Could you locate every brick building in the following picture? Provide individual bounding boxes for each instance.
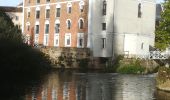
[23,0,156,58]
[23,0,88,47]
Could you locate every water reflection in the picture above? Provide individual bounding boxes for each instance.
[25,71,170,100]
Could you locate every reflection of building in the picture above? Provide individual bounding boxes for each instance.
[23,0,155,58]
[0,4,23,30]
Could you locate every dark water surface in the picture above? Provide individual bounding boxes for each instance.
[25,70,170,100]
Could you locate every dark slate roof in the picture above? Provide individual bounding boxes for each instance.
[0,6,22,12]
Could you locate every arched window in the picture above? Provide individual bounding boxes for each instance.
[138,3,142,18]
[55,20,60,33]
[35,7,40,19]
[79,19,84,29]
[67,19,71,29]
[67,3,72,13]
[79,1,85,12]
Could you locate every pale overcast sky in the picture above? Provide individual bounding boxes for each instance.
[0,0,164,6]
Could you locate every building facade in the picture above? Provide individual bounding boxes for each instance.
[23,0,156,58]
[23,0,88,47]
[0,6,23,30]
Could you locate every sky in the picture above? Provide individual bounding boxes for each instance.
[0,0,165,6]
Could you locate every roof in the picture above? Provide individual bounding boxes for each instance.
[0,6,22,12]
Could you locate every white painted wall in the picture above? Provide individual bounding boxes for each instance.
[88,0,156,58]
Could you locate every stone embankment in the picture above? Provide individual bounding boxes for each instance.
[156,67,170,92]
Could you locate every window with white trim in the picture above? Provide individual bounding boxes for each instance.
[45,24,49,34]
[66,20,71,29]
[65,33,71,47]
[79,1,84,12]
[36,0,40,4]
[27,8,30,18]
[79,19,84,29]
[36,10,40,19]
[54,34,59,47]
[77,33,84,48]
[56,8,61,17]
[141,43,144,49]
[67,3,72,14]
[46,0,50,3]
[55,23,60,33]
[35,25,39,34]
[46,9,50,18]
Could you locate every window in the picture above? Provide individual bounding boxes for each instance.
[103,0,107,15]
[35,25,39,34]
[77,33,84,48]
[27,25,30,31]
[26,22,30,31]
[102,23,106,30]
[79,1,84,12]
[36,10,40,19]
[138,3,142,18]
[55,23,60,33]
[102,38,106,48]
[56,8,60,17]
[141,43,144,49]
[67,3,72,14]
[36,0,40,4]
[15,16,19,21]
[46,9,50,18]
[27,8,30,18]
[65,34,71,47]
[67,20,71,29]
[45,24,49,34]
[46,0,50,3]
[54,34,59,46]
[79,19,84,29]
[68,7,71,13]
[28,0,30,4]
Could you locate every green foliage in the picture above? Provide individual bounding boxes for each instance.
[155,0,170,50]
[0,10,22,42]
[117,59,145,74]
[157,67,170,84]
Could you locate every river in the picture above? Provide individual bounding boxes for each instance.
[24,70,170,100]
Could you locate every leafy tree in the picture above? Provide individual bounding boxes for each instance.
[155,0,170,50]
[0,10,23,42]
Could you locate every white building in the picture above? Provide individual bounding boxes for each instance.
[88,0,156,58]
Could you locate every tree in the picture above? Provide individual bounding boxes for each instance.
[155,0,170,50]
[0,10,23,42]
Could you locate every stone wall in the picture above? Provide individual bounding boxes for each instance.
[40,47,91,69]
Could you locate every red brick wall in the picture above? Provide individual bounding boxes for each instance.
[24,0,88,47]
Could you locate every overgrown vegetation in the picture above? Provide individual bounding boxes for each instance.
[0,10,51,100]
[155,0,170,50]
[116,59,145,74]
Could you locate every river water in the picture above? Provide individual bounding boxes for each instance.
[25,70,170,100]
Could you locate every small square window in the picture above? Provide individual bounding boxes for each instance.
[102,23,106,30]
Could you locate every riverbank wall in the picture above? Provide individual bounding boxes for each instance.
[39,47,159,72]
[156,67,170,92]
[40,47,107,69]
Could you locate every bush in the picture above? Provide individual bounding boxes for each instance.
[117,59,145,74]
